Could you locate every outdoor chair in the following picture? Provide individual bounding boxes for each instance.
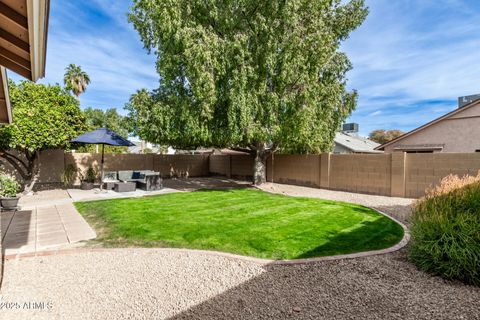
[117,170,163,191]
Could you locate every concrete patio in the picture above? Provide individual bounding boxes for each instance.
[67,187,179,202]
[1,178,247,256]
[1,203,96,256]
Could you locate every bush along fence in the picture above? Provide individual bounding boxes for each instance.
[2,150,480,198]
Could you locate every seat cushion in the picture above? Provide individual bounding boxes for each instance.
[132,171,141,179]
[118,171,133,181]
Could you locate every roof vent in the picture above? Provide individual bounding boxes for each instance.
[458,94,480,108]
[342,123,358,133]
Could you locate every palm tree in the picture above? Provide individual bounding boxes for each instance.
[63,64,90,98]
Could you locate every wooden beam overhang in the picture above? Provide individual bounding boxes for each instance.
[0,2,28,30]
[0,0,50,124]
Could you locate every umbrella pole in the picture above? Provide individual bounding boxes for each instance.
[100,144,105,191]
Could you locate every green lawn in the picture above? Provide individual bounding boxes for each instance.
[75,189,404,259]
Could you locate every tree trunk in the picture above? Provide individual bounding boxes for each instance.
[23,151,39,194]
[0,150,39,194]
[253,144,269,186]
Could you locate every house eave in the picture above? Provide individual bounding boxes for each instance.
[0,66,12,124]
[375,99,480,151]
[26,0,49,81]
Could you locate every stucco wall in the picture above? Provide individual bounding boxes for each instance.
[384,104,480,153]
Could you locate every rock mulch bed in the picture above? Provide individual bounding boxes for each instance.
[2,183,478,319]
[1,248,479,320]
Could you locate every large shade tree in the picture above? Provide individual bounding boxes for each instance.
[128,0,368,184]
[64,63,91,98]
[0,81,87,191]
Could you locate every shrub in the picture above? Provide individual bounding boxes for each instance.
[409,173,480,286]
[0,172,21,197]
[82,166,97,183]
[61,164,78,187]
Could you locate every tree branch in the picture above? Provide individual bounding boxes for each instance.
[1,150,29,171]
[0,154,29,180]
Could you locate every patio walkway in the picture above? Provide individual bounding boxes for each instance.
[1,203,96,256]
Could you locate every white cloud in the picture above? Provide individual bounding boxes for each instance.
[368,110,382,116]
[343,0,480,135]
[8,0,480,135]
[10,0,158,111]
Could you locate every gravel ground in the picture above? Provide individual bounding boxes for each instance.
[0,250,265,320]
[259,183,414,224]
[1,183,478,320]
[1,249,479,320]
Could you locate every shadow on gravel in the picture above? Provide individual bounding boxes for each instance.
[167,249,480,320]
[163,177,251,192]
[373,204,413,226]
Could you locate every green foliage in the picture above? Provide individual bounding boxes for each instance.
[0,80,87,153]
[369,129,404,144]
[64,63,90,97]
[0,172,21,197]
[82,166,97,183]
[77,107,130,153]
[83,107,130,138]
[127,0,368,153]
[409,179,480,286]
[61,164,78,187]
[76,189,403,259]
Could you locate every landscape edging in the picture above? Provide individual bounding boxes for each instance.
[4,207,410,265]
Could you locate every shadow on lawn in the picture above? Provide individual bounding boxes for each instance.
[295,216,403,259]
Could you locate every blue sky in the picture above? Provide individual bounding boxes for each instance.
[9,0,480,136]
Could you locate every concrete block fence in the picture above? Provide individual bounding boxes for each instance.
[211,152,480,198]
[2,150,480,198]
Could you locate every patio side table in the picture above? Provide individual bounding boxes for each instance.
[103,181,118,190]
[114,181,136,192]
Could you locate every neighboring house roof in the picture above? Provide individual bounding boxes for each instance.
[375,99,480,151]
[0,0,50,124]
[334,132,381,153]
[128,141,160,154]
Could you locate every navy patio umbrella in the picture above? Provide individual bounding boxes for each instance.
[71,128,135,189]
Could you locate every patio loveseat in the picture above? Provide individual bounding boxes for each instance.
[102,170,163,191]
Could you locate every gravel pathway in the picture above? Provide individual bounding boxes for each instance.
[1,183,478,319]
[1,249,479,320]
[259,183,414,224]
